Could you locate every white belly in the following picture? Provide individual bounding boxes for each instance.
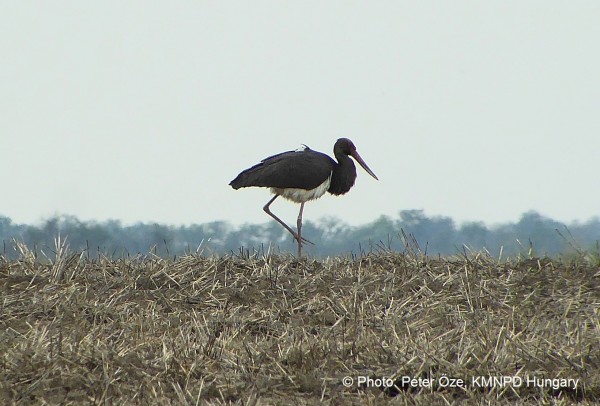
[271,173,332,203]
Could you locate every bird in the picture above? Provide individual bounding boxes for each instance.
[229,138,379,257]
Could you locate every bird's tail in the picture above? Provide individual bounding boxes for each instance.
[229,173,248,189]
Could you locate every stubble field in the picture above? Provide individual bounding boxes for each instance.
[1,242,599,405]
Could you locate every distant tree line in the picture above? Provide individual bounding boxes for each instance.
[0,210,598,259]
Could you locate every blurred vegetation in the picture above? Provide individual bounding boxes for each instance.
[0,210,598,258]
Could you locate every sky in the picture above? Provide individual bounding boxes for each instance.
[2,1,599,228]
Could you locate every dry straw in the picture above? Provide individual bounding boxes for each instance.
[1,242,599,404]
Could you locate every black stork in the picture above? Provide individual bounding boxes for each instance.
[229,138,379,257]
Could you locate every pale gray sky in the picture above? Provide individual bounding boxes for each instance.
[2,1,599,227]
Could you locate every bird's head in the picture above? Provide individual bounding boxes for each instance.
[335,138,379,181]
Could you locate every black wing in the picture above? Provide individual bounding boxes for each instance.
[229,149,336,190]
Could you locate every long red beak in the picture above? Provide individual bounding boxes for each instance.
[351,150,379,181]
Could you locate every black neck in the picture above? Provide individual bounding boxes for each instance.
[329,152,357,195]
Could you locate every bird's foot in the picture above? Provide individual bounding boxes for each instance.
[292,232,315,246]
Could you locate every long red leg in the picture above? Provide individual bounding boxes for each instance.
[263,195,314,253]
[297,202,305,257]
